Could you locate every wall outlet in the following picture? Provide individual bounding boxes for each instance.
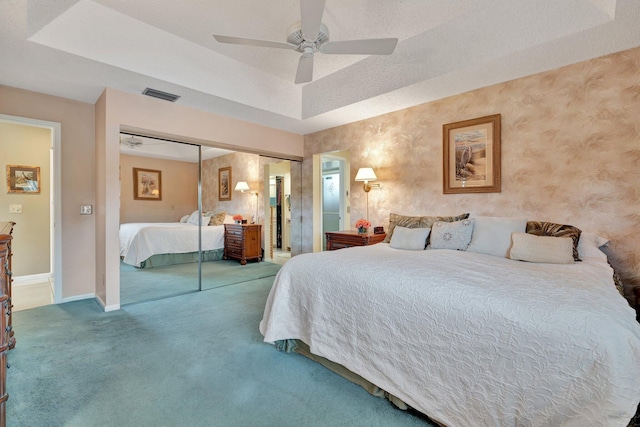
[80,205,92,215]
[9,204,22,214]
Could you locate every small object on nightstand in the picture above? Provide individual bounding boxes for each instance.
[374,226,384,234]
[325,230,386,251]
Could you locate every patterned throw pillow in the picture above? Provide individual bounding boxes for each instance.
[430,219,475,251]
[526,221,582,261]
[209,211,226,226]
[383,212,470,244]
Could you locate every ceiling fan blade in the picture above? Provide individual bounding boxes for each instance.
[321,38,398,55]
[295,53,314,84]
[213,35,295,51]
[300,0,326,41]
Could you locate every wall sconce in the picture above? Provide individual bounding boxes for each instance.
[234,181,250,192]
[235,181,259,223]
[355,168,378,192]
[355,167,380,220]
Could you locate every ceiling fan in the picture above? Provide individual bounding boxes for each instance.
[212,0,398,84]
[120,136,144,149]
[120,135,165,149]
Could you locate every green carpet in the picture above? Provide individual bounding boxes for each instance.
[7,277,432,426]
[120,259,282,305]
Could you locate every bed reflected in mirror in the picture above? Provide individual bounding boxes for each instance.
[119,134,301,306]
[119,137,202,304]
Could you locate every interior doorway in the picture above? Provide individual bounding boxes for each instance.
[0,114,61,310]
[312,150,350,252]
[263,160,291,265]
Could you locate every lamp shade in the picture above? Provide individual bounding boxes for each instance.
[355,168,377,183]
[234,181,250,192]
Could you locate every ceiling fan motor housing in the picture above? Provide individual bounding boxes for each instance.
[287,22,329,53]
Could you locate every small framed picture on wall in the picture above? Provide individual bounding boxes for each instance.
[219,166,232,201]
[6,164,40,193]
[133,167,162,200]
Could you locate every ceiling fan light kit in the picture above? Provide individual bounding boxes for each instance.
[213,0,398,84]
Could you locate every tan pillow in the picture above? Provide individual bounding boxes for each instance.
[509,232,574,264]
[210,212,226,226]
[526,221,582,261]
[383,212,470,244]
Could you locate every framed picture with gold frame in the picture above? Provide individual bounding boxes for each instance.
[218,166,232,201]
[443,114,501,194]
[133,168,162,200]
[6,165,40,193]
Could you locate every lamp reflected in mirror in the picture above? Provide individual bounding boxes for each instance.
[235,181,258,223]
[234,181,250,192]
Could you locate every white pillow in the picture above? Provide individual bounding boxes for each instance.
[179,214,190,223]
[509,232,574,264]
[466,216,528,258]
[187,210,208,225]
[578,231,609,261]
[389,226,431,251]
[430,219,475,250]
[223,214,235,224]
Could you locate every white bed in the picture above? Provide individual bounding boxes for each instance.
[260,243,640,426]
[119,222,225,267]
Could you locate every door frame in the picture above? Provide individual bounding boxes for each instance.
[0,114,62,304]
[312,150,350,252]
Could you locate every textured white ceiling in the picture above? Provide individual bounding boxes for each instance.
[1,0,639,135]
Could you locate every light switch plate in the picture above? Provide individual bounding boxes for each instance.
[80,205,92,215]
[9,204,22,214]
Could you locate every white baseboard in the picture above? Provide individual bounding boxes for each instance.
[12,273,52,286]
[94,294,120,312]
[61,293,95,303]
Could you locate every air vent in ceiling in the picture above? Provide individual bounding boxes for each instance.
[142,88,181,102]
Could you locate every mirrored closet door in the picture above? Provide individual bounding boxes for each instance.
[119,136,201,305]
[119,133,302,306]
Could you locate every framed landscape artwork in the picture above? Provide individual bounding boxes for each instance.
[219,166,232,201]
[443,114,501,194]
[133,168,162,200]
[6,165,40,193]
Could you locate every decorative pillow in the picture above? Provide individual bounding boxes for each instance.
[389,226,431,251]
[430,219,475,251]
[383,212,470,243]
[577,231,609,261]
[466,216,528,258]
[526,221,582,261]
[509,232,574,264]
[179,214,190,223]
[209,212,226,226]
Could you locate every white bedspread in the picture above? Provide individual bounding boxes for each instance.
[119,222,225,267]
[260,244,640,426]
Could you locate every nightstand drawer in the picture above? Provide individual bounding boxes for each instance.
[225,237,243,246]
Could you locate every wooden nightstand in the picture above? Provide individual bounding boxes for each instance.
[325,230,386,251]
[224,224,262,265]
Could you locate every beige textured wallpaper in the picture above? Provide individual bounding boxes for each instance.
[202,152,260,221]
[303,46,640,297]
[202,152,292,221]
